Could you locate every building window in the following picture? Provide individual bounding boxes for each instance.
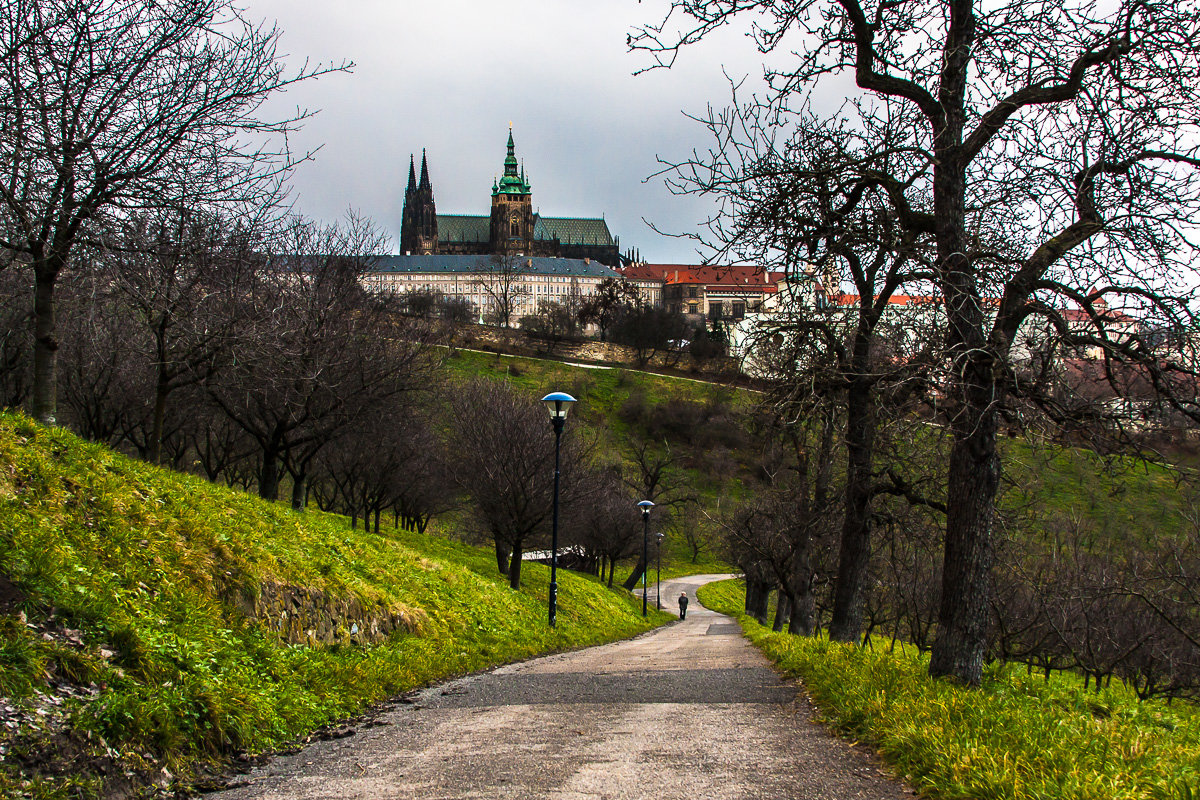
[688,287,698,298]
[732,301,746,318]
[709,301,724,319]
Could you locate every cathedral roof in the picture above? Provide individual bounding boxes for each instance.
[534,216,614,247]
[433,214,616,248]
[437,214,490,243]
[369,253,619,278]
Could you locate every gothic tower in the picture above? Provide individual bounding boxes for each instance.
[488,127,534,256]
[400,150,438,254]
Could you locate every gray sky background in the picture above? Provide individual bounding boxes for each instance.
[242,1,816,264]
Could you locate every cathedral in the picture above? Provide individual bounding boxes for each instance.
[399,128,622,267]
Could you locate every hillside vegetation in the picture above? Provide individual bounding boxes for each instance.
[0,413,666,799]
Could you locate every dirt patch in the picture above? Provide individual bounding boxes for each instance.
[0,572,26,613]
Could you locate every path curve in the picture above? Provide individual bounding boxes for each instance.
[211,574,913,799]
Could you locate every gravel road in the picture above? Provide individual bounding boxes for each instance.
[209,573,914,800]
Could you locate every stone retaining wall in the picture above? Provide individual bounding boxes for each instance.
[227,581,425,646]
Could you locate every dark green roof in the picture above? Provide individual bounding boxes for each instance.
[534,216,614,247]
[437,215,488,243]
[435,214,615,248]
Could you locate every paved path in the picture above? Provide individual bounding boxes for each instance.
[211,574,913,800]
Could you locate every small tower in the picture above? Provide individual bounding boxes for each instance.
[489,126,534,256]
[400,150,439,254]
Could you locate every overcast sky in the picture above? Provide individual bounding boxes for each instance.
[240,1,804,264]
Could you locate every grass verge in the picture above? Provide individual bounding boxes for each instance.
[0,413,670,799]
[697,579,1200,800]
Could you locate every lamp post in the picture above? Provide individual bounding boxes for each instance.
[637,500,654,617]
[655,532,664,610]
[542,391,576,627]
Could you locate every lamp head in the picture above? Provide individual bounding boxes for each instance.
[541,391,576,421]
[637,499,655,516]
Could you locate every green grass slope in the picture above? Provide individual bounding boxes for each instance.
[698,579,1200,800]
[0,413,667,799]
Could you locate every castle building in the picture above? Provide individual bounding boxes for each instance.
[399,128,621,267]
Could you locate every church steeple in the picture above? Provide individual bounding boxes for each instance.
[406,155,417,193]
[419,149,431,190]
[490,126,533,254]
[493,126,532,197]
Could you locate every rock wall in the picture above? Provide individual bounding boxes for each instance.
[227,581,425,646]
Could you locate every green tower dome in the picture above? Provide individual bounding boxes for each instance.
[493,127,532,196]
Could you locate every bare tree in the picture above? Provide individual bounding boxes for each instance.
[0,0,345,425]
[447,378,592,589]
[474,253,530,329]
[634,0,1200,684]
[620,437,694,589]
[579,276,641,341]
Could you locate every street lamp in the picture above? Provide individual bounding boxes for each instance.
[637,499,654,617]
[542,391,576,628]
[655,532,665,610]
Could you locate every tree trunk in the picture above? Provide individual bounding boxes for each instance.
[495,539,510,576]
[829,377,876,643]
[290,472,308,511]
[788,585,815,636]
[929,361,1000,685]
[622,553,647,591]
[746,579,771,625]
[508,541,523,589]
[31,265,59,425]
[259,447,281,500]
[772,591,790,632]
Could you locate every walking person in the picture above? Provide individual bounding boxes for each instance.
[678,591,689,620]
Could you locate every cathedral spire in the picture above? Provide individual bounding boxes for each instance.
[504,128,519,178]
[419,149,431,190]
[406,154,417,193]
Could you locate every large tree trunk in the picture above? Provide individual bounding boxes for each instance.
[929,379,999,685]
[927,113,1001,683]
[31,265,58,425]
[829,376,876,642]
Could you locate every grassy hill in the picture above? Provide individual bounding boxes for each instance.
[0,412,667,799]
[698,578,1200,800]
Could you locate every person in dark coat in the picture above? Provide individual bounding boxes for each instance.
[678,591,689,620]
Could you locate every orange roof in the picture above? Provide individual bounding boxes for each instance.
[637,263,773,287]
[831,293,941,307]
